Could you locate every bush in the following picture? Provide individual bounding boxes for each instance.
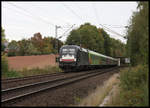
[2,55,21,78]
[7,51,16,56]
[119,64,148,106]
[120,65,148,90]
[19,66,62,77]
[1,55,9,75]
[5,69,21,78]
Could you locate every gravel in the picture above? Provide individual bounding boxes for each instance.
[5,68,119,107]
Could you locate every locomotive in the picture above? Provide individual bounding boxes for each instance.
[57,45,119,71]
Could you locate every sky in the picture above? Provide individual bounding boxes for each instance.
[2,1,138,44]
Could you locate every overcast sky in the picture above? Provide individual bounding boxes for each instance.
[2,1,137,43]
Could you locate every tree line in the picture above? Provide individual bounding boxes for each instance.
[126,2,148,65]
[2,23,126,57]
[2,32,63,56]
[65,23,126,57]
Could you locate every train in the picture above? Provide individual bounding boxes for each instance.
[57,45,119,71]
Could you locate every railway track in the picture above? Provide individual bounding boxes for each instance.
[2,72,66,83]
[2,71,75,89]
[2,67,119,106]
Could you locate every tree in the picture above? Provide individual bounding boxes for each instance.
[42,37,53,54]
[1,27,5,43]
[7,40,19,56]
[66,23,105,54]
[65,29,81,46]
[31,32,44,54]
[1,27,6,52]
[126,2,148,65]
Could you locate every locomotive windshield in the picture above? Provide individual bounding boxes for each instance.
[61,48,76,54]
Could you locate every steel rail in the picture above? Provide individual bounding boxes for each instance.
[1,67,119,105]
[2,72,67,83]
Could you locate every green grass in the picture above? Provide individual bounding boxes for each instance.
[19,65,62,77]
[109,64,149,106]
[4,69,21,78]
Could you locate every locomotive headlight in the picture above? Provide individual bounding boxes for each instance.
[74,58,76,61]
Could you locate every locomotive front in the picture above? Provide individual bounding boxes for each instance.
[58,45,78,70]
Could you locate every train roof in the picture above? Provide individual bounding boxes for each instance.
[88,50,118,61]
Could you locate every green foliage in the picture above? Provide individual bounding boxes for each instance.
[66,29,81,46]
[66,23,126,56]
[1,44,6,52]
[14,66,62,77]
[6,32,64,56]
[2,55,21,78]
[66,23,105,54]
[4,69,21,78]
[7,40,19,56]
[126,2,148,65]
[120,65,148,90]
[42,37,53,54]
[1,55,9,75]
[119,64,148,106]
[1,27,5,43]
[100,29,111,55]
[1,27,6,52]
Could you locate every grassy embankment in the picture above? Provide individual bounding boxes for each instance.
[106,64,149,106]
[77,64,148,106]
[2,55,62,79]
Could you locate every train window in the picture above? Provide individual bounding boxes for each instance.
[62,48,76,54]
[62,49,68,54]
[69,49,75,52]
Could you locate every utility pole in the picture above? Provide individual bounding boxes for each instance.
[55,25,61,54]
[55,25,61,65]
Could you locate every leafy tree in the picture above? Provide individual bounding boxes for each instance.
[42,37,53,54]
[65,29,81,46]
[31,32,44,54]
[66,23,105,54]
[126,2,148,65]
[25,40,40,55]
[17,39,30,56]
[7,40,19,56]
[1,27,6,52]
[49,37,64,54]
[1,27,5,43]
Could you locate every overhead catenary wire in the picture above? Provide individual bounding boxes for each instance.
[92,3,100,25]
[30,4,72,26]
[2,5,39,23]
[101,24,128,28]
[5,2,127,42]
[99,24,125,38]
[91,3,126,39]
[58,24,75,39]
[7,2,55,27]
[62,3,84,23]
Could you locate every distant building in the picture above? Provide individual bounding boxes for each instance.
[3,40,9,47]
[3,40,9,53]
[125,58,130,64]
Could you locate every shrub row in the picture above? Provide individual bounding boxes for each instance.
[119,64,148,106]
[2,55,21,78]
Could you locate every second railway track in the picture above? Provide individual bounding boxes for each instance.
[2,67,119,106]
